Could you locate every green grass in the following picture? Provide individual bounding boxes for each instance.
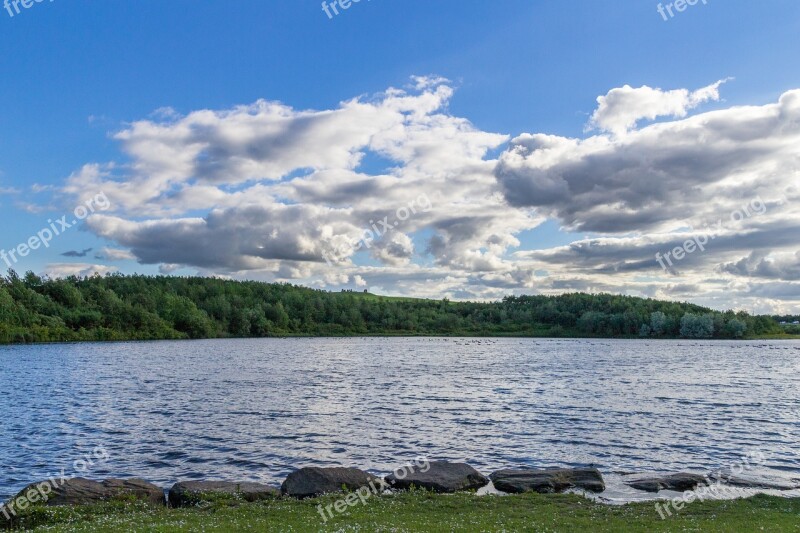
[4,492,800,532]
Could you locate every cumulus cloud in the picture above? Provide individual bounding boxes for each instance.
[589,80,729,135]
[94,247,137,261]
[370,232,415,266]
[159,263,182,274]
[720,251,800,280]
[54,77,800,312]
[497,88,800,233]
[494,84,800,312]
[72,78,529,277]
[43,263,118,278]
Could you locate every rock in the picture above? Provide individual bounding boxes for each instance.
[281,467,383,498]
[385,461,488,493]
[709,473,799,491]
[4,478,164,509]
[168,481,279,507]
[624,473,707,493]
[489,468,605,494]
[97,479,165,505]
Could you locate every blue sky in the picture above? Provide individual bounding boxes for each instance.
[1,0,799,311]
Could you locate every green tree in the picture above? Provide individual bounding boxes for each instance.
[680,313,714,338]
[650,311,667,336]
[724,318,747,338]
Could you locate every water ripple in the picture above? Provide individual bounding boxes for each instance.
[0,337,799,500]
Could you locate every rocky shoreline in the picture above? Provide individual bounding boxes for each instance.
[2,461,799,526]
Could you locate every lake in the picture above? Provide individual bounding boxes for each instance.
[1,337,798,502]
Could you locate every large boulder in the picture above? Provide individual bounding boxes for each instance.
[168,481,280,507]
[4,478,164,509]
[281,467,383,499]
[490,468,605,494]
[385,461,488,493]
[624,473,707,493]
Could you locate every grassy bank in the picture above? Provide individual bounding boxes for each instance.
[5,492,800,532]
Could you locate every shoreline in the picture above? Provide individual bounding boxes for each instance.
[4,461,799,511]
[4,469,800,510]
[1,334,799,348]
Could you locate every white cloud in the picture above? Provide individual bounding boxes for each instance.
[497,89,800,233]
[43,263,118,278]
[94,247,136,261]
[55,78,800,312]
[589,79,729,136]
[159,263,182,274]
[74,78,530,276]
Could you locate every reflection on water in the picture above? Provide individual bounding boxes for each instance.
[1,337,798,501]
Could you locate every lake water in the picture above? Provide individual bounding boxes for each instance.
[1,337,799,502]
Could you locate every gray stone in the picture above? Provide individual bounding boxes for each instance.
[709,473,799,491]
[490,468,606,494]
[624,473,707,493]
[385,461,488,493]
[281,467,383,498]
[3,478,164,510]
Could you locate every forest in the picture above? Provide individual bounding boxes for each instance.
[0,270,787,344]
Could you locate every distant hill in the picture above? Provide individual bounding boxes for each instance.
[0,270,788,344]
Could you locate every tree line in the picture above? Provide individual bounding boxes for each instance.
[0,270,785,344]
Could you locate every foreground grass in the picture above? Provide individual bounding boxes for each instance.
[5,492,800,532]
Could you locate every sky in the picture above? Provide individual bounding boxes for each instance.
[0,0,798,313]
